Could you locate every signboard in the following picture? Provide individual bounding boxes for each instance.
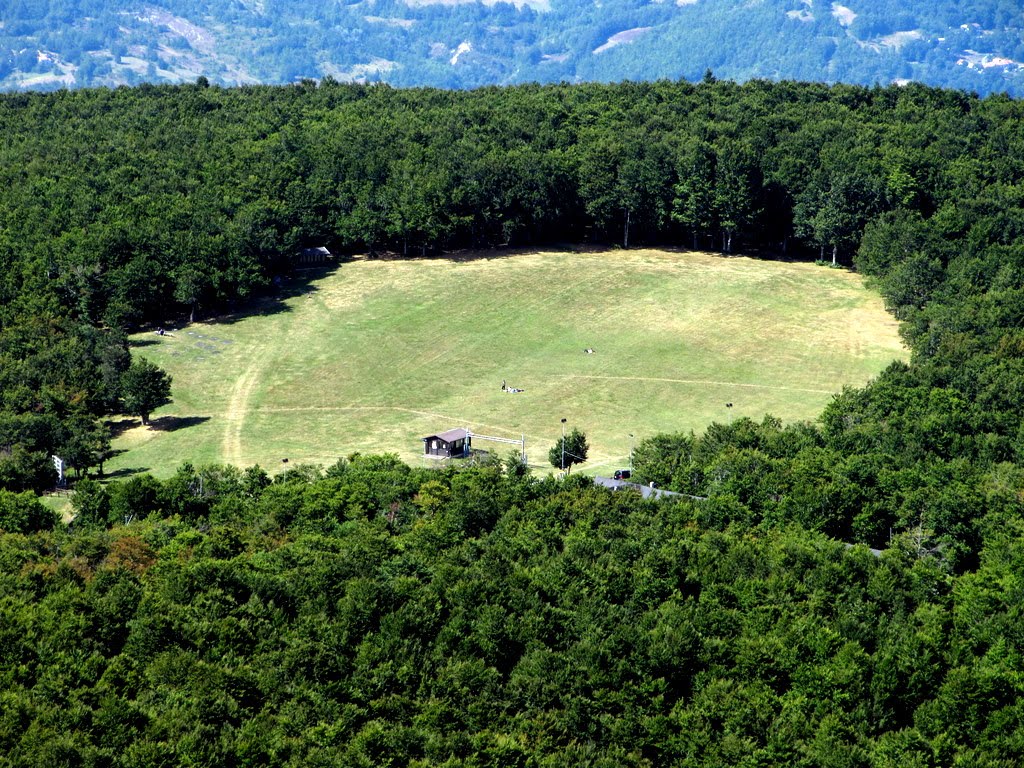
[52,455,65,485]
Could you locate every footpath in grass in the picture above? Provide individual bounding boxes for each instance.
[106,248,906,478]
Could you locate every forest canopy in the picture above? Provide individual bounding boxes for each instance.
[0,455,1022,765]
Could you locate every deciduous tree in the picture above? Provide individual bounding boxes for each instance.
[550,427,589,472]
[120,358,172,426]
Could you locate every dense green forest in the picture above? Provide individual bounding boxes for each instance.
[2,0,1024,96]
[2,457,1024,765]
[4,77,1024,763]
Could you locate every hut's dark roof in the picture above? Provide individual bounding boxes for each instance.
[423,428,469,443]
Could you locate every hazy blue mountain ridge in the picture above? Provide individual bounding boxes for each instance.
[3,0,1023,94]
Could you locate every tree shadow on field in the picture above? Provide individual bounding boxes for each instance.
[101,466,150,480]
[439,242,829,267]
[106,418,139,438]
[213,248,564,327]
[148,415,211,432]
[129,338,162,348]
[207,262,343,326]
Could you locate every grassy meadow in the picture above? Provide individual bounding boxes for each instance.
[105,249,906,478]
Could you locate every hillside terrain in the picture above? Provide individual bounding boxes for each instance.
[105,249,903,477]
[1,77,1022,507]
[2,76,1024,765]
[2,0,1024,94]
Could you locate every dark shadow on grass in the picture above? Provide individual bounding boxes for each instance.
[129,337,163,348]
[179,247,619,327]
[148,415,210,432]
[101,466,150,480]
[105,418,139,437]
[206,262,343,326]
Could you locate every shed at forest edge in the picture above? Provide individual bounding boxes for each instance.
[296,246,333,266]
[422,428,470,458]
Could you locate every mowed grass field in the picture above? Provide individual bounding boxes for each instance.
[106,249,906,478]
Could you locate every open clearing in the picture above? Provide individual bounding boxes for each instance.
[106,248,906,477]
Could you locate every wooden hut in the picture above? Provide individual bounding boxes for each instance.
[422,428,470,458]
[296,246,333,266]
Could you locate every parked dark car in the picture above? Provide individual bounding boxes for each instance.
[613,469,631,480]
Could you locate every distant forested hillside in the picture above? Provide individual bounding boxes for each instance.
[2,0,1024,95]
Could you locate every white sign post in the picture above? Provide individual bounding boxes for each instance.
[52,455,65,486]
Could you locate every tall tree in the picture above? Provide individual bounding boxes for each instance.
[714,140,761,254]
[794,174,883,265]
[61,414,112,478]
[120,358,172,426]
[673,139,717,250]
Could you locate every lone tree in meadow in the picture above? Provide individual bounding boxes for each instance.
[549,427,589,473]
[121,357,172,426]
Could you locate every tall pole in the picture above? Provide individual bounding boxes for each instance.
[561,418,567,473]
[629,433,634,473]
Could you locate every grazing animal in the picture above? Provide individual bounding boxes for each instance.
[584,348,594,354]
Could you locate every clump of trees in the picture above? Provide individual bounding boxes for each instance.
[0,77,1007,338]
[0,322,172,490]
[0,489,57,533]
